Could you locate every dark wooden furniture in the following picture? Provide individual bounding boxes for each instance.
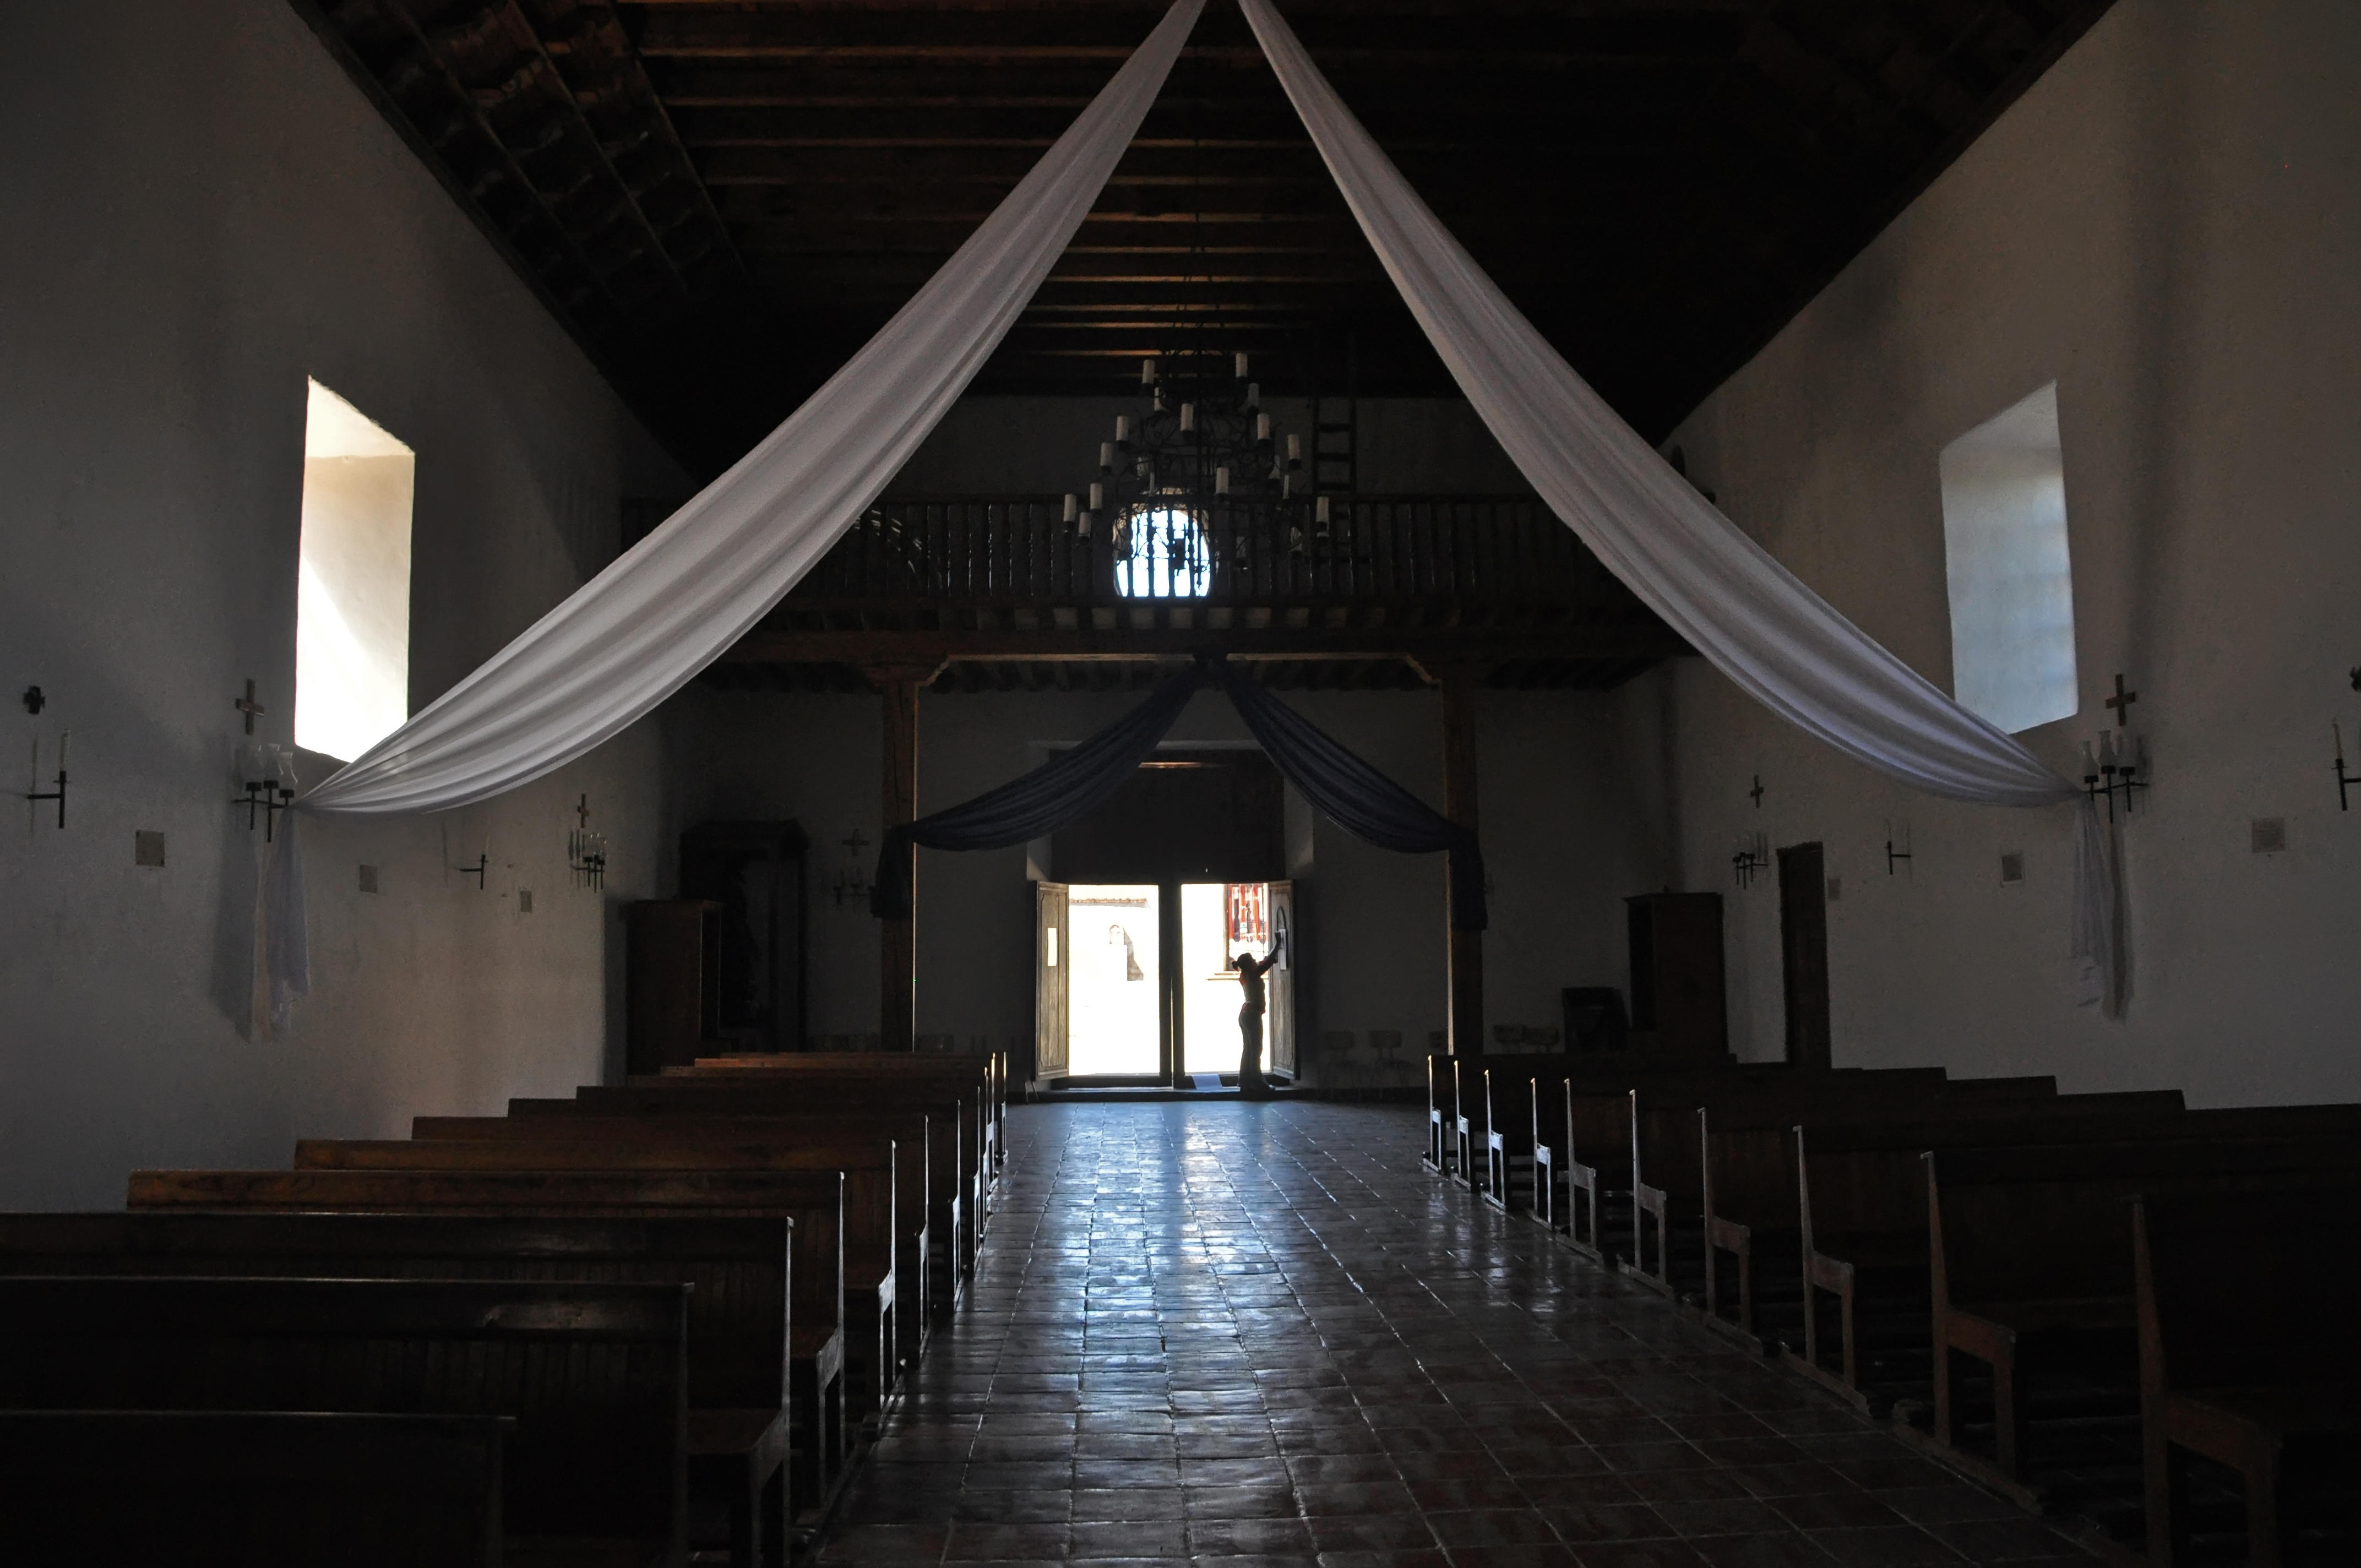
[628,900,724,1075]
[0,1275,688,1568]
[679,822,809,1055]
[0,1410,511,1568]
[125,1167,849,1519]
[1482,1067,1539,1212]
[2136,1183,2361,1567]
[0,1211,788,1567]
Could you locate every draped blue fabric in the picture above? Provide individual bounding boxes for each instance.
[871,657,1487,931]
[1215,665,1487,933]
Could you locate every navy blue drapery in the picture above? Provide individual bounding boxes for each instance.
[871,657,1486,930]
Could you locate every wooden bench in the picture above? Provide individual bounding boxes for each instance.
[1625,1068,1960,1297]
[1702,1091,2185,1353]
[1450,1053,1569,1192]
[0,1210,792,1567]
[686,1053,1005,1181]
[2135,1182,2361,1567]
[579,1075,987,1285]
[296,1135,904,1432]
[0,1410,511,1567]
[1928,1135,2361,1489]
[414,1109,936,1350]
[0,1275,687,1568]
[126,1166,852,1521]
[1481,1066,1538,1212]
[1424,1053,1457,1174]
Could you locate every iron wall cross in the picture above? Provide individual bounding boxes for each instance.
[235,680,266,734]
[2104,673,2138,723]
[1748,775,1765,808]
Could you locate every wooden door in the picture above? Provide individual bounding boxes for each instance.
[1035,882,1069,1081]
[1266,881,1297,1079]
[1777,843,1831,1071]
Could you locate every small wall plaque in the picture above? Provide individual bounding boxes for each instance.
[2251,818,2288,854]
[134,830,165,868]
[358,864,379,893]
[518,889,534,914]
[1999,852,2025,885]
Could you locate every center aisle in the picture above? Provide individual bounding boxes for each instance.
[821,1102,2087,1568]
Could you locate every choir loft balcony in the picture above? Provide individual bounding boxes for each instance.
[709,494,1691,693]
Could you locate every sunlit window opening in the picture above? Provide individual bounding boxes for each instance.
[296,379,414,763]
[1114,503,1210,598]
[1939,382,2079,734]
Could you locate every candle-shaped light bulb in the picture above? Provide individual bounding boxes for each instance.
[1234,351,1249,379]
[1315,496,1331,526]
[1215,466,1230,496]
[1246,382,1260,410]
[1255,412,1271,443]
[2098,729,2117,767]
[1089,481,1105,511]
[1281,474,1292,498]
[1286,433,1302,463]
[1141,356,1157,386]
[1100,442,1115,472]
[1114,415,1129,443]
[2340,721,2348,766]
[2081,741,2097,777]
[1179,402,1195,434]
[1063,493,1078,523]
[58,730,69,776]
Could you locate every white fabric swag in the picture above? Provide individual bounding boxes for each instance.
[1238,0,2122,1014]
[275,0,2122,1019]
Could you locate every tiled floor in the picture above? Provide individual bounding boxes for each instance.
[820,1101,2092,1568]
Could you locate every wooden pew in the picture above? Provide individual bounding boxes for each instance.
[579,1074,987,1283]
[0,1275,687,1568]
[1619,1068,1962,1295]
[1425,1053,1457,1174]
[1928,1134,2361,1489]
[686,1053,1004,1180]
[296,1135,905,1431]
[0,1210,794,1567]
[668,1055,999,1201]
[0,1410,511,1567]
[415,1109,937,1349]
[1451,1053,1571,1192]
[2135,1182,2361,1567]
[1481,1065,1539,1213]
[1790,1106,2361,1415]
[126,1167,852,1518]
[1702,1091,2186,1352]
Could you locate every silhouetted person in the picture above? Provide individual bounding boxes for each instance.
[1230,933,1285,1096]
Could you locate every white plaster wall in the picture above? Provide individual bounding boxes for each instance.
[0,0,688,1206]
[1660,0,2361,1104]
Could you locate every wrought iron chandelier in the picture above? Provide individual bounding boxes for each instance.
[1067,350,1315,597]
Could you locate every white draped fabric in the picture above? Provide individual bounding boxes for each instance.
[266,0,2124,1020]
[300,0,1204,815]
[1238,0,2123,1012]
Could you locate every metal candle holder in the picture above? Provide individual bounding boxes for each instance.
[2080,730,2149,823]
[26,732,67,829]
[1731,832,1769,889]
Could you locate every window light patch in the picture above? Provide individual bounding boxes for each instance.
[296,380,414,763]
[1939,382,2079,735]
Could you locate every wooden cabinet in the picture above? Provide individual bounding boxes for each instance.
[1624,892,1731,1063]
[625,900,722,1075]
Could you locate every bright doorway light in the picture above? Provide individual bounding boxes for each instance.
[1065,885,1160,1076]
[1182,881,1273,1075]
[296,379,414,763]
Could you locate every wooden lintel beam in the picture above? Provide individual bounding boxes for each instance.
[720,622,1693,667]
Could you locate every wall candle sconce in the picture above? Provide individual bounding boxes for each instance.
[26,731,68,829]
[2080,728,2150,822]
[568,794,608,890]
[2335,722,2359,812]
[231,741,296,841]
[1731,831,1769,889]
[457,840,489,890]
[1884,818,1913,875]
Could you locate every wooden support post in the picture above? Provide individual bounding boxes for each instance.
[1441,666,1484,1057]
[869,665,931,1052]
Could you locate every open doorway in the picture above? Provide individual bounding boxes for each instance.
[1035,876,1294,1086]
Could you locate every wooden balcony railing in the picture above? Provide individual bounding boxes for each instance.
[785,495,1640,612]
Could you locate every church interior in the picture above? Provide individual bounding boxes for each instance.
[4,1,2359,1563]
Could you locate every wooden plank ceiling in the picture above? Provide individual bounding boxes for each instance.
[304,0,2111,475]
